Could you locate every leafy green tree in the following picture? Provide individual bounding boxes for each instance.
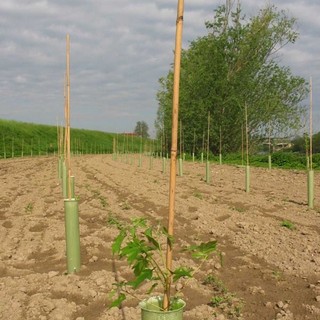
[156,2,308,154]
[292,132,320,154]
[134,121,149,138]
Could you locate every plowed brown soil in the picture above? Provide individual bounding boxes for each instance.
[0,155,320,320]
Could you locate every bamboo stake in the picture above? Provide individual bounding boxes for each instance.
[201,130,204,163]
[241,124,244,166]
[66,34,72,199]
[12,137,14,158]
[64,74,67,160]
[245,103,250,193]
[268,124,272,170]
[309,77,313,171]
[64,34,80,273]
[3,135,6,159]
[219,126,222,165]
[192,128,195,162]
[308,76,314,208]
[178,119,183,176]
[206,111,211,183]
[164,0,184,311]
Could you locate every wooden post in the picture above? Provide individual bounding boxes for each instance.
[164,0,184,311]
[219,126,222,165]
[245,103,250,193]
[241,124,244,166]
[178,119,183,176]
[309,77,313,171]
[64,34,80,273]
[66,34,72,199]
[268,124,272,170]
[201,130,204,163]
[192,128,195,162]
[206,111,211,183]
[308,76,314,208]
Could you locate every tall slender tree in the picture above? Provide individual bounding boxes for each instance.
[156,2,308,154]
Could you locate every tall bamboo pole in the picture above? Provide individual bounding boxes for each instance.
[66,34,72,199]
[207,111,210,161]
[309,77,313,171]
[245,104,249,166]
[268,123,272,170]
[164,0,184,311]
[64,34,80,273]
[206,111,211,183]
[192,128,195,162]
[178,119,183,176]
[219,126,222,165]
[308,76,314,208]
[241,124,244,166]
[64,74,67,160]
[245,103,250,192]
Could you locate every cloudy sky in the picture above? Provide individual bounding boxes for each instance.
[0,0,319,135]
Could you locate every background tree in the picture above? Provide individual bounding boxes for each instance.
[155,2,308,154]
[134,121,149,138]
[292,132,320,154]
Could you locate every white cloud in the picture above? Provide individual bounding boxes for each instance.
[0,0,319,133]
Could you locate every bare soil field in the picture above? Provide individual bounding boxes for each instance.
[0,155,320,320]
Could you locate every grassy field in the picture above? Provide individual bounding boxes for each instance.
[1,118,318,170]
[0,119,150,158]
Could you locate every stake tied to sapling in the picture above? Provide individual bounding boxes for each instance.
[109,216,217,311]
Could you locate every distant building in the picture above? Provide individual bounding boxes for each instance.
[122,132,137,136]
[261,138,292,152]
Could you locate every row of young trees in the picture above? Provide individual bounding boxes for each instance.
[155,1,308,154]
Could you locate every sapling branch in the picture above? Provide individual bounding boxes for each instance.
[110,217,218,311]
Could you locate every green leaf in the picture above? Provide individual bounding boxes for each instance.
[132,217,147,228]
[121,241,143,264]
[144,228,161,250]
[109,293,126,309]
[112,230,126,255]
[128,268,153,289]
[147,282,158,295]
[172,267,193,282]
[133,257,149,276]
[162,227,175,245]
[185,241,217,260]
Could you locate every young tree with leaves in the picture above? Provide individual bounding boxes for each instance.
[134,121,150,138]
[155,2,308,154]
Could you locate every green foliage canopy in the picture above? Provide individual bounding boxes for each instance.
[155,3,308,154]
[134,121,150,138]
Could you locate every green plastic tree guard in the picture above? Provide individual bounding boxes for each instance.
[178,158,183,176]
[268,155,272,170]
[64,199,81,273]
[201,152,204,164]
[206,161,211,184]
[245,165,250,193]
[70,176,75,199]
[308,170,314,209]
[162,157,166,174]
[58,157,63,181]
[192,152,195,162]
[149,156,153,170]
[219,153,222,165]
[140,296,185,320]
[62,162,67,198]
[139,154,142,167]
